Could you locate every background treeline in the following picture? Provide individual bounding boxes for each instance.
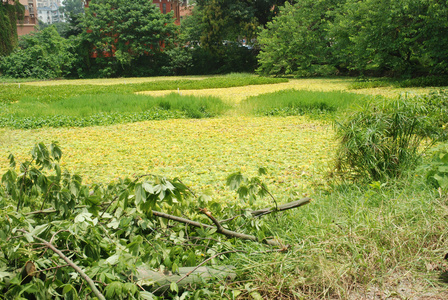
[1,0,448,79]
[257,0,448,78]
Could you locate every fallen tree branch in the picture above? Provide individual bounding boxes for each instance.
[151,210,282,246]
[175,250,242,285]
[251,197,311,217]
[17,229,106,300]
[199,208,224,233]
[153,250,242,295]
[220,197,312,223]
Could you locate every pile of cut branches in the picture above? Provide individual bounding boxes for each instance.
[0,143,309,299]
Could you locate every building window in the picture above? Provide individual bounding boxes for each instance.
[162,3,166,14]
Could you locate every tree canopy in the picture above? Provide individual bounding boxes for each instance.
[81,0,176,77]
[184,0,291,51]
[257,0,448,77]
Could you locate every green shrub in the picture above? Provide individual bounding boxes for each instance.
[0,26,74,79]
[334,97,436,181]
[348,77,392,90]
[395,76,448,88]
[423,143,448,192]
[188,45,258,75]
[419,90,448,141]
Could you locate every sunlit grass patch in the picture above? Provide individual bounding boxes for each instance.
[0,74,287,104]
[20,75,209,86]
[239,89,368,117]
[138,78,356,103]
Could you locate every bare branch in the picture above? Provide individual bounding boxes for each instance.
[151,210,282,247]
[251,197,311,217]
[199,208,224,232]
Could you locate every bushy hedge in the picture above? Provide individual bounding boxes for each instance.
[0,26,74,79]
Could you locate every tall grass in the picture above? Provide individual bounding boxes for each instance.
[228,172,448,298]
[334,97,436,181]
[348,76,448,90]
[0,93,230,129]
[239,90,367,117]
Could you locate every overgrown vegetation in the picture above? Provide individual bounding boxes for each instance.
[0,93,229,129]
[0,0,24,57]
[1,78,448,299]
[333,92,448,181]
[348,76,448,90]
[0,143,299,299]
[240,90,364,117]
[0,26,74,79]
[0,74,287,129]
[423,142,448,193]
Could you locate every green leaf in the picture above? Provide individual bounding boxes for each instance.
[0,271,12,280]
[105,282,122,298]
[140,291,157,300]
[142,182,155,194]
[226,172,245,190]
[62,284,74,294]
[105,254,120,265]
[50,142,62,161]
[172,262,179,273]
[128,236,143,256]
[170,281,179,293]
[250,291,263,300]
[31,224,49,237]
[258,167,267,175]
[135,183,146,205]
[237,186,249,199]
[8,154,16,168]
[9,274,21,285]
[437,166,448,173]
[123,282,138,295]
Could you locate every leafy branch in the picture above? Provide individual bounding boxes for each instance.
[17,229,106,300]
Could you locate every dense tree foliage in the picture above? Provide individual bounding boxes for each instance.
[2,0,448,79]
[257,0,338,76]
[258,0,448,77]
[0,0,24,57]
[187,0,290,50]
[0,26,74,78]
[55,0,85,38]
[80,0,176,77]
[173,0,290,75]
